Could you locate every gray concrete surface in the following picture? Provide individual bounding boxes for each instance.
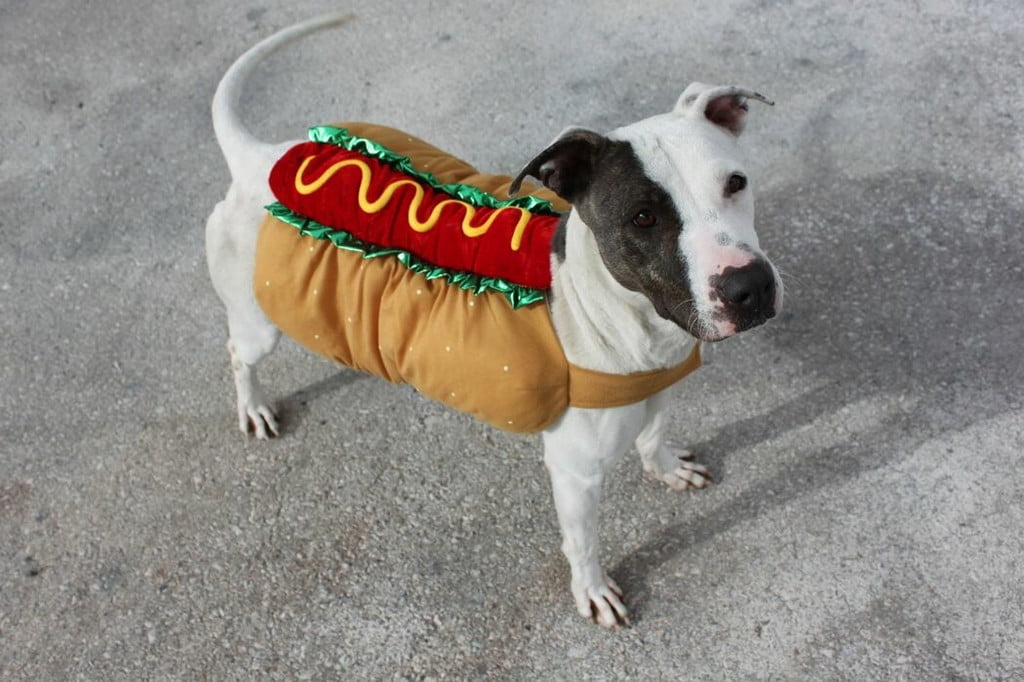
[2,0,1023,678]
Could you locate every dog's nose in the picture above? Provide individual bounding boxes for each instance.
[716,261,777,330]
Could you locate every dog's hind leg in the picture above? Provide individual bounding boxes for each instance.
[206,186,281,439]
[634,385,711,490]
[226,335,279,439]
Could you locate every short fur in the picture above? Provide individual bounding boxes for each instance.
[205,13,782,627]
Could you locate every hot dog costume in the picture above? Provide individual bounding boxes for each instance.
[255,123,701,433]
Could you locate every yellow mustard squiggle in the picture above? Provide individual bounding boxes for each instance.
[294,156,531,251]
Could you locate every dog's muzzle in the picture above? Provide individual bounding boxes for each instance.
[712,260,778,332]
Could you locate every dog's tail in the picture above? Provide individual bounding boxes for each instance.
[212,12,354,180]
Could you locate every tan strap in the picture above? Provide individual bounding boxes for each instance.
[568,344,702,409]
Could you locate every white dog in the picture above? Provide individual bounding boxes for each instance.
[205,14,782,627]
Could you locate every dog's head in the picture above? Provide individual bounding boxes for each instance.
[511,82,782,342]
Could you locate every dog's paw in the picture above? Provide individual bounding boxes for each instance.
[645,449,712,491]
[237,399,279,440]
[572,573,631,629]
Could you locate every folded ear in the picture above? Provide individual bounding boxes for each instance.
[509,128,607,203]
[675,82,774,136]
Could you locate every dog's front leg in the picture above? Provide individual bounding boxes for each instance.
[542,404,646,628]
[635,386,711,491]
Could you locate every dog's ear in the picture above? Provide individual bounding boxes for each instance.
[509,128,606,203]
[674,82,774,136]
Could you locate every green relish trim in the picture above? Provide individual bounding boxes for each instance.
[266,202,547,309]
[307,125,562,217]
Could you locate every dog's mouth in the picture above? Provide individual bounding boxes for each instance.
[685,310,772,343]
[707,309,772,340]
[695,322,734,343]
[657,298,733,343]
[687,315,741,343]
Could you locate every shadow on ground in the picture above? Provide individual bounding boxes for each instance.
[613,170,1023,617]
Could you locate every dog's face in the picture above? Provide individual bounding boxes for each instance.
[512,82,783,342]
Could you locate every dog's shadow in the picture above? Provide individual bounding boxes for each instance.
[273,368,367,432]
[612,170,1024,620]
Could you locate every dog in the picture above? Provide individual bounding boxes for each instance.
[205,13,782,628]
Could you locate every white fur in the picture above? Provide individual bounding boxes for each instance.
[610,108,784,341]
[548,214,698,374]
[205,14,769,628]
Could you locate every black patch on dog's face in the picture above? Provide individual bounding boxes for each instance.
[552,213,569,263]
[571,141,697,333]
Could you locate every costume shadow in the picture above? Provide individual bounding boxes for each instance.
[275,368,367,433]
[612,170,1024,618]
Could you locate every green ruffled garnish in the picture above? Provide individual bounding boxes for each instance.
[307,125,562,217]
[266,203,547,309]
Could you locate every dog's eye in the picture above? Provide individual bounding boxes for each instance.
[725,173,747,196]
[632,210,657,228]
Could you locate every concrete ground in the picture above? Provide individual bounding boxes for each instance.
[2,0,1023,679]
